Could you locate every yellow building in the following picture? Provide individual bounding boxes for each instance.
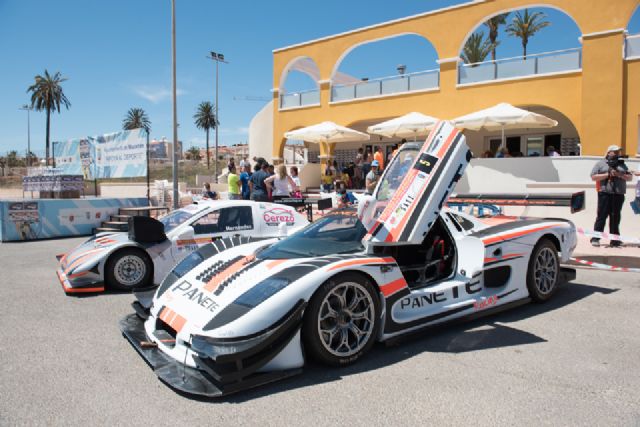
[268,0,640,166]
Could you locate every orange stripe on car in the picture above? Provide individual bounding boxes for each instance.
[64,248,104,274]
[266,259,287,270]
[482,224,556,246]
[483,252,525,264]
[380,278,408,297]
[327,257,395,271]
[57,270,104,293]
[203,255,255,293]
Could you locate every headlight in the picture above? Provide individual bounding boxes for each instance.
[234,277,290,309]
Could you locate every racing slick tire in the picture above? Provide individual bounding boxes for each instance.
[303,272,380,367]
[526,238,560,303]
[105,248,152,291]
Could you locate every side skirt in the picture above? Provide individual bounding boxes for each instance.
[383,297,531,347]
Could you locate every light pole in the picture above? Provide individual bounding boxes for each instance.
[208,51,228,183]
[19,105,31,167]
[171,0,179,209]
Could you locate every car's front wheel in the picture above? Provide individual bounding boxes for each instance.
[105,248,152,291]
[303,273,380,366]
[526,238,560,302]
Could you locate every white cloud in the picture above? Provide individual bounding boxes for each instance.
[132,85,186,103]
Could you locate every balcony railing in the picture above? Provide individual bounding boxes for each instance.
[458,48,582,85]
[279,88,320,109]
[625,34,640,59]
[331,69,440,102]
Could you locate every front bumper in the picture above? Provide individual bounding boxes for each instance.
[56,267,104,294]
[119,300,306,397]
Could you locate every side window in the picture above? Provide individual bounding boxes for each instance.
[193,211,220,235]
[218,206,254,232]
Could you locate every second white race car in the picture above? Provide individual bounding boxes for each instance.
[56,200,308,294]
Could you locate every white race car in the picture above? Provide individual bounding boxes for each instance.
[121,121,577,397]
[56,200,308,294]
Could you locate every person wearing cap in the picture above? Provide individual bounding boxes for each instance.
[366,160,380,194]
[590,145,632,247]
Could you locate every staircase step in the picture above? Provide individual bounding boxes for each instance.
[101,221,129,231]
[110,214,131,222]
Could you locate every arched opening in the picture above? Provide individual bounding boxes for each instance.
[279,57,321,109]
[330,34,439,102]
[462,105,580,158]
[458,6,582,85]
[625,4,640,58]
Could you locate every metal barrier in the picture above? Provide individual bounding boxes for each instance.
[331,69,439,102]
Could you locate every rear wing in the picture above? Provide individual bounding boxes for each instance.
[276,197,333,222]
[449,191,585,214]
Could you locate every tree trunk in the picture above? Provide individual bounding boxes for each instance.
[46,107,51,166]
[523,41,527,60]
[206,128,210,170]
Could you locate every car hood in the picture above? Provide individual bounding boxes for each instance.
[150,242,371,339]
[59,232,129,274]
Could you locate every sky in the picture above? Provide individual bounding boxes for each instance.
[1,0,639,157]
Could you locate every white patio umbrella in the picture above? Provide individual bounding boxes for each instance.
[284,121,370,160]
[452,102,558,149]
[366,112,440,141]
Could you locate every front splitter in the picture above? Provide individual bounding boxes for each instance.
[119,313,301,398]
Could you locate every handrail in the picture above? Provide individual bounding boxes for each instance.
[627,33,640,40]
[280,87,320,95]
[331,68,440,88]
[459,47,582,68]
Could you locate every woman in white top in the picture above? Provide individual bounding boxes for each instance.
[265,164,299,201]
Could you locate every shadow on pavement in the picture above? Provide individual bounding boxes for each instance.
[220,281,617,403]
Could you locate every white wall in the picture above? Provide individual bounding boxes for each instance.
[248,100,274,162]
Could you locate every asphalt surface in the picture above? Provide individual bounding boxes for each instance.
[1,237,639,426]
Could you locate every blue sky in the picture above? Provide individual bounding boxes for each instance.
[1,0,639,157]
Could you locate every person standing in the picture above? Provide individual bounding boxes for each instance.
[202,182,218,200]
[227,164,241,200]
[290,166,302,198]
[590,145,632,247]
[240,164,252,200]
[365,160,380,194]
[265,164,299,201]
[374,146,385,170]
[249,162,269,202]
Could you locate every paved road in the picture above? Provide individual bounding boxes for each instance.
[1,237,639,426]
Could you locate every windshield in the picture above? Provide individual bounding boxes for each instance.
[376,146,420,201]
[257,210,366,259]
[159,208,198,233]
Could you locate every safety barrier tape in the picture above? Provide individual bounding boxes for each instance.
[570,257,640,273]
[576,227,640,245]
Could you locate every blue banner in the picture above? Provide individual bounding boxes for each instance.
[54,129,147,179]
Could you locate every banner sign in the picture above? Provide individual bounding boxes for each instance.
[54,129,147,179]
[0,197,147,241]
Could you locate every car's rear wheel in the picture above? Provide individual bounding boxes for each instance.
[303,273,380,366]
[526,238,560,302]
[105,248,152,291]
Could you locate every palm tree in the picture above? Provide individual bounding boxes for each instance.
[27,70,71,165]
[484,13,510,61]
[186,146,202,161]
[123,108,151,200]
[506,9,551,60]
[461,32,495,66]
[193,101,218,171]
[122,107,151,133]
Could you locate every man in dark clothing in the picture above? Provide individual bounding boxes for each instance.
[249,162,269,202]
[590,145,632,247]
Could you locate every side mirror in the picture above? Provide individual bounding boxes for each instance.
[176,227,194,241]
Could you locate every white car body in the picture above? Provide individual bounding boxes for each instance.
[56,200,308,293]
[121,121,577,397]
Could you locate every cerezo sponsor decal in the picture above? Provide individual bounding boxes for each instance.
[263,207,295,227]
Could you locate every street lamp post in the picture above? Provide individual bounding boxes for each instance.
[208,51,228,183]
[171,0,179,209]
[19,105,31,167]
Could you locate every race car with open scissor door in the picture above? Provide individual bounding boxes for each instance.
[121,121,578,397]
[56,200,308,294]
